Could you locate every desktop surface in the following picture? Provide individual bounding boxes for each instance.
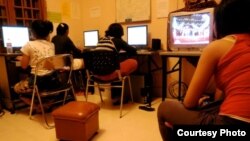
[159,50,202,57]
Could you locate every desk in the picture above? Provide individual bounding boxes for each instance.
[0,53,23,113]
[159,51,201,101]
[136,50,161,110]
[135,50,161,75]
[120,50,161,109]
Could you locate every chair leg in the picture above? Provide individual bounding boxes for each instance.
[29,86,38,118]
[69,80,77,101]
[77,70,85,90]
[85,79,90,101]
[63,91,68,105]
[97,83,103,102]
[70,85,76,101]
[36,92,54,129]
[127,77,133,102]
[120,80,126,118]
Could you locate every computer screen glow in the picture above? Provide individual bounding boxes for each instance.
[127,25,148,47]
[2,26,30,48]
[84,30,99,47]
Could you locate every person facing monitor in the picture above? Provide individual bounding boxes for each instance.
[14,20,56,101]
[96,22,138,105]
[51,23,82,58]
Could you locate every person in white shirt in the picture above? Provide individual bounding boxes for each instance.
[14,20,56,109]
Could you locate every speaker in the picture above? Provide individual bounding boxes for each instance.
[152,38,161,50]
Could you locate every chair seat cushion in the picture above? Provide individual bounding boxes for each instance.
[52,101,100,122]
[94,58,138,81]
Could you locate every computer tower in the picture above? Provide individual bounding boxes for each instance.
[126,75,148,104]
[131,75,146,104]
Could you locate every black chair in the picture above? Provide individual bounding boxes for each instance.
[83,49,133,118]
[29,54,76,128]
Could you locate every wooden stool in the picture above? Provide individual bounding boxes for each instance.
[52,101,100,141]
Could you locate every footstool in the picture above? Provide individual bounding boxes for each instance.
[52,101,100,141]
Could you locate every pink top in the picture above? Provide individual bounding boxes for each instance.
[215,34,250,122]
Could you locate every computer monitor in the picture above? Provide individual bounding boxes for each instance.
[168,8,215,51]
[83,30,99,48]
[2,26,30,49]
[127,25,148,49]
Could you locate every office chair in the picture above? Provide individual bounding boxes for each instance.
[29,54,76,128]
[83,49,133,118]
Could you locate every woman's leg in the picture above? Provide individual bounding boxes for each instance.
[157,99,201,141]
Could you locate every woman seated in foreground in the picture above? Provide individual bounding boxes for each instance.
[157,0,250,140]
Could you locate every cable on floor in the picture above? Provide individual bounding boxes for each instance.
[168,80,188,100]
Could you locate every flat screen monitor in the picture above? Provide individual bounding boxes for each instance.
[127,25,148,49]
[83,30,99,48]
[2,26,30,48]
[168,8,215,51]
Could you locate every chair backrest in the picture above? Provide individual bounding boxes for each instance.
[83,49,120,76]
[33,54,73,90]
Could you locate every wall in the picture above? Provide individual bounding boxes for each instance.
[46,0,84,48]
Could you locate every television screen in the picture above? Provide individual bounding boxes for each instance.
[83,30,99,47]
[127,25,148,49]
[2,26,30,48]
[168,8,215,51]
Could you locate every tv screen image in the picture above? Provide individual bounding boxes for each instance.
[168,8,214,51]
[2,26,30,48]
[172,13,210,44]
[83,30,99,47]
[127,25,148,49]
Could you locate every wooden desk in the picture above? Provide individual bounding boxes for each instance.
[159,51,201,101]
[0,53,23,113]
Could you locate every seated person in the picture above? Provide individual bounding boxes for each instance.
[52,23,85,91]
[52,23,84,70]
[14,20,57,112]
[95,23,138,80]
[52,23,82,58]
[158,0,250,140]
[95,23,138,104]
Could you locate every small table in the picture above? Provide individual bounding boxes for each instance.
[159,51,201,101]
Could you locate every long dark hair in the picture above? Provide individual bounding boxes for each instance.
[214,0,250,38]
